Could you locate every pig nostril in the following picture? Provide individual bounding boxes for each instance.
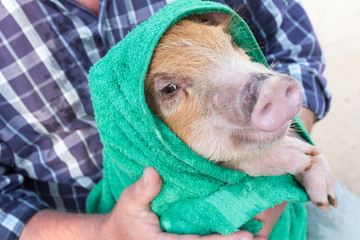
[262,103,272,115]
[286,86,295,98]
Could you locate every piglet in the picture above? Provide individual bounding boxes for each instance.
[144,13,337,211]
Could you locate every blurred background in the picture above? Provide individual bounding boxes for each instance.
[301,0,360,196]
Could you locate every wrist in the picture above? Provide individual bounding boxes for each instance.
[298,107,316,133]
[20,209,106,240]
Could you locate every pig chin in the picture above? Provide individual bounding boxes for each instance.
[239,120,290,143]
[189,119,290,167]
[211,111,290,146]
[229,121,289,153]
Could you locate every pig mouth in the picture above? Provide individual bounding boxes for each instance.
[209,111,290,148]
[229,120,290,147]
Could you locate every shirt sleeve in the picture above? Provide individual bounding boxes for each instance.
[0,141,49,240]
[226,0,331,119]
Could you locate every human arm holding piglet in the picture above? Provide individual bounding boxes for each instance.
[19,167,254,240]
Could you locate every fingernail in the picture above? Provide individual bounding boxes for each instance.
[240,237,252,240]
[142,167,149,186]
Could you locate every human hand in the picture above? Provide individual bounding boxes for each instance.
[252,202,288,240]
[100,166,254,240]
[19,166,253,240]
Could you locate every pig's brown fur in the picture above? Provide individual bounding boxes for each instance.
[149,19,250,75]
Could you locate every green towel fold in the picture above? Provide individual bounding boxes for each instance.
[86,0,312,238]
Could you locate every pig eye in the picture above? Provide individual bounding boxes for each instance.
[161,83,178,95]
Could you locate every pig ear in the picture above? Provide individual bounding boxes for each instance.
[187,12,231,26]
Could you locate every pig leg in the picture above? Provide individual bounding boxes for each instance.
[287,131,338,210]
[232,134,322,176]
[231,132,337,210]
[295,154,338,211]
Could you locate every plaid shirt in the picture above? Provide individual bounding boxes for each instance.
[0,0,330,239]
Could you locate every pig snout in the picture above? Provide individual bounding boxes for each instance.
[250,75,302,132]
[212,73,302,134]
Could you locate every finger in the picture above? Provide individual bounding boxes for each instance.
[253,202,287,238]
[156,230,253,240]
[119,166,163,213]
[200,231,253,240]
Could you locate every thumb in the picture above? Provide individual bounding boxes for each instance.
[119,166,163,212]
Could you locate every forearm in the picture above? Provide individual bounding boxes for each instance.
[298,107,317,133]
[19,209,105,240]
[20,167,254,240]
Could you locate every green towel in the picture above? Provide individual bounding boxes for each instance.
[86,0,313,238]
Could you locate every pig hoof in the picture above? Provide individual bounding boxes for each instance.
[328,195,338,207]
[315,202,330,211]
[304,159,320,172]
[307,147,321,156]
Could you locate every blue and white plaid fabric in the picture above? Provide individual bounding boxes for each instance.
[0,0,330,239]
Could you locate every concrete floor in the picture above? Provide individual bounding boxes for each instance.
[301,0,360,196]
